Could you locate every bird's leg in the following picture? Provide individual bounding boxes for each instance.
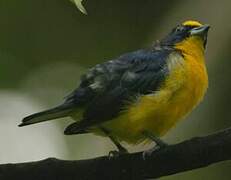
[142,131,168,160]
[143,131,168,148]
[100,127,128,157]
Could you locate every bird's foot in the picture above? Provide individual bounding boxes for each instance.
[142,142,168,160]
[108,149,128,159]
[108,150,121,158]
[142,131,168,160]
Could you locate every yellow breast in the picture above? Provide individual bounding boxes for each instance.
[99,37,208,144]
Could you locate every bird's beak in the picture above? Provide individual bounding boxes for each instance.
[190,24,210,48]
[190,24,210,36]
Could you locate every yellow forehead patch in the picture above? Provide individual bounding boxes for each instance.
[182,20,202,27]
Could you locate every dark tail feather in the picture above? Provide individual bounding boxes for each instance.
[64,122,89,135]
[19,104,74,127]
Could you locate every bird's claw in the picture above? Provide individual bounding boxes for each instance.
[108,150,127,159]
[142,143,168,160]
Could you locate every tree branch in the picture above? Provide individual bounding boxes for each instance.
[1,128,231,180]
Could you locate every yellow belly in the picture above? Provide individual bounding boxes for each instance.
[94,49,208,144]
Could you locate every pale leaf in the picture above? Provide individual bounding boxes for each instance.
[70,0,87,15]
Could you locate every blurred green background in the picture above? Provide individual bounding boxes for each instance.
[0,0,231,179]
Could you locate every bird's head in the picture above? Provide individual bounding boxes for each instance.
[161,20,210,50]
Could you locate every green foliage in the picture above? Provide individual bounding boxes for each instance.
[70,0,87,15]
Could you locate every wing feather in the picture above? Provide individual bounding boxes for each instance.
[64,48,172,134]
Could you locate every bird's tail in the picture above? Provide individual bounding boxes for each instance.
[18,103,74,127]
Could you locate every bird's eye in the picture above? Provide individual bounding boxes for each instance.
[175,26,184,32]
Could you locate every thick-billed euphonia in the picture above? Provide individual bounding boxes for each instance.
[19,20,210,153]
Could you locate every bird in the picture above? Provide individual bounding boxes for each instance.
[19,20,210,154]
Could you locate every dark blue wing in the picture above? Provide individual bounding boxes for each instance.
[64,48,172,131]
